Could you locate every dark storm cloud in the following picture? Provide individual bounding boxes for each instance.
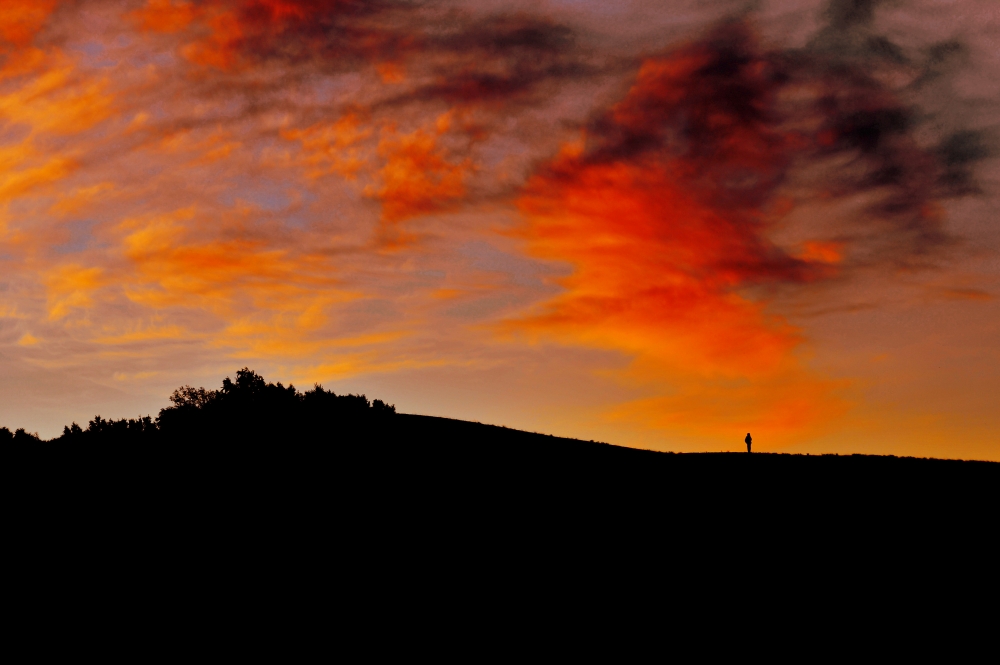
[810,0,993,197]
[136,0,597,110]
[405,15,595,107]
[824,0,885,29]
[550,5,993,277]
[128,0,991,264]
[937,130,993,195]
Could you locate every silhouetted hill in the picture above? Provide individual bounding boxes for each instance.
[6,368,995,622]
[4,368,995,516]
[380,414,997,516]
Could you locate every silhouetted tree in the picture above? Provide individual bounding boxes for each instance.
[53,415,157,443]
[3,368,397,445]
[153,368,396,445]
[373,399,396,416]
[2,427,41,443]
[169,386,216,408]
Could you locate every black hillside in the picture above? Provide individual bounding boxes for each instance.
[3,368,994,509]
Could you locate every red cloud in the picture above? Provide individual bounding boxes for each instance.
[508,21,954,439]
[131,0,412,72]
[0,0,57,50]
[369,118,472,228]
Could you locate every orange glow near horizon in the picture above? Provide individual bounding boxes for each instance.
[512,62,848,442]
[1,1,997,460]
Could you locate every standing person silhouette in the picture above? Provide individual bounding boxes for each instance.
[745,432,752,453]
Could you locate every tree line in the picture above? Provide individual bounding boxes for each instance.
[1,368,395,444]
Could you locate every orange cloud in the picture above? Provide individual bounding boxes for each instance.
[369,119,471,227]
[0,156,75,201]
[375,62,405,84]
[39,206,362,361]
[51,183,116,216]
[131,0,403,72]
[114,209,364,358]
[516,157,801,376]
[0,2,56,84]
[283,110,474,236]
[509,27,856,443]
[0,58,113,135]
[514,154,847,442]
[608,371,849,443]
[118,210,335,309]
[131,1,250,70]
[130,0,199,34]
[0,0,57,50]
[93,325,187,345]
[800,241,843,265]
[46,264,105,320]
[17,332,39,346]
[0,36,114,222]
[180,7,244,70]
[281,112,373,179]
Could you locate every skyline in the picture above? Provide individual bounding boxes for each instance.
[1,0,998,459]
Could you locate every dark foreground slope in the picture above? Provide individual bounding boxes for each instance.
[16,410,994,513]
[7,408,996,624]
[372,414,998,518]
[5,367,994,538]
[385,414,997,493]
[6,372,995,638]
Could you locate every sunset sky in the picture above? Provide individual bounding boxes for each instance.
[1,0,997,459]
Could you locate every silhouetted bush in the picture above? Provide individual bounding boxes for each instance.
[152,368,396,446]
[56,415,158,444]
[124,369,390,444]
[1,427,41,443]
[2,368,397,446]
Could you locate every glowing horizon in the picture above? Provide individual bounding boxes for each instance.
[1,0,998,460]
